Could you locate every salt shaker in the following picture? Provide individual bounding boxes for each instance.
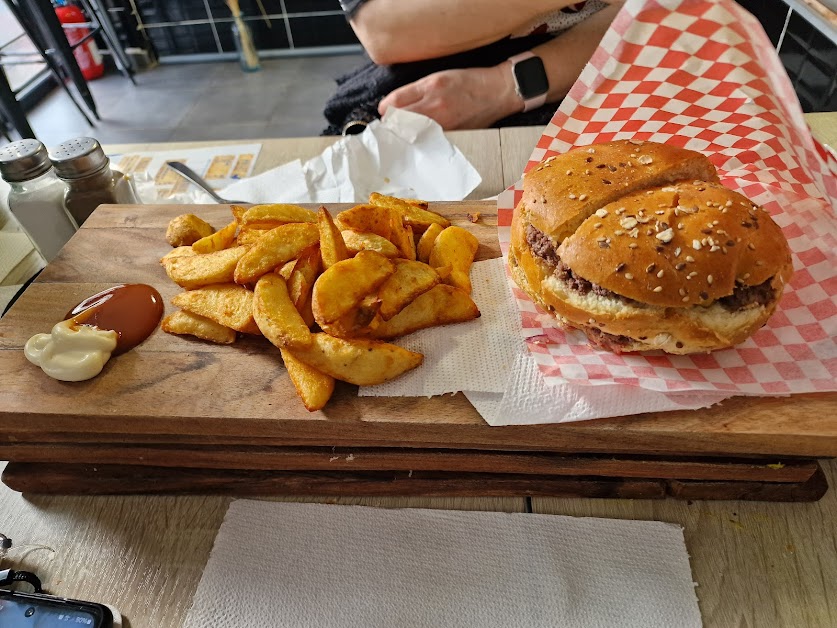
[0,139,77,262]
[49,137,139,226]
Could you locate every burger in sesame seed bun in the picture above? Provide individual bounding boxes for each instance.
[508,141,793,354]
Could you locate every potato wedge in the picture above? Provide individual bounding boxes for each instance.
[160,246,196,263]
[290,333,423,385]
[378,260,439,321]
[161,310,236,344]
[192,220,237,254]
[318,206,350,269]
[277,259,297,280]
[389,210,416,260]
[416,222,444,264]
[311,250,394,325]
[402,198,429,209]
[280,347,335,412]
[288,245,321,310]
[163,246,248,290]
[368,192,450,232]
[235,228,268,247]
[166,213,214,247]
[341,230,400,258]
[428,226,479,293]
[319,294,381,339]
[334,204,392,240]
[298,294,315,328]
[230,204,248,222]
[234,222,319,284]
[372,284,480,339]
[241,203,317,228]
[172,283,259,334]
[253,274,311,349]
[435,265,453,281]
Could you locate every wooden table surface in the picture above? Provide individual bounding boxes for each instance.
[2,116,836,628]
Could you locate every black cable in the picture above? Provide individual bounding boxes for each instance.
[0,568,43,593]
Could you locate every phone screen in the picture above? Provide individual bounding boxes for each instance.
[0,593,107,627]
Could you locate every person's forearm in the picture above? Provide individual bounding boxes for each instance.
[492,3,623,118]
[374,2,622,130]
[351,0,580,65]
[534,2,622,102]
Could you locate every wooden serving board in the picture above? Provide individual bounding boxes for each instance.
[0,203,834,499]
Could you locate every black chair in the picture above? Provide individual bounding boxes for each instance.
[0,0,138,139]
[0,66,35,139]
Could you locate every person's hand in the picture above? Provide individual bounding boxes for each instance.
[377,65,523,130]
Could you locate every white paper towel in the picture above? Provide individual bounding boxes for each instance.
[184,501,701,628]
[465,351,730,426]
[221,108,482,204]
[360,257,730,422]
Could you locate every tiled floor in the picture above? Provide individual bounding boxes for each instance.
[27,54,364,146]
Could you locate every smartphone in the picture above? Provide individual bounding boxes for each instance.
[0,590,122,628]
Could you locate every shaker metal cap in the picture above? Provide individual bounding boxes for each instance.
[49,137,109,179]
[0,139,52,182]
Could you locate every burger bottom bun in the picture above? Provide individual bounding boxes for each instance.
[508,238,785,355]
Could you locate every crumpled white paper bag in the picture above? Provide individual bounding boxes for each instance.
[221,108,482,204]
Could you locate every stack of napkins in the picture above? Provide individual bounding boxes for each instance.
[0,194,44,313]
[0,232,42,286]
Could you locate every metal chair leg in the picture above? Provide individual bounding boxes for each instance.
[43,54,96,128]
[0,67,35,139]
[3,0,97,125]
[21,0,100,119]
[83,0,137,84]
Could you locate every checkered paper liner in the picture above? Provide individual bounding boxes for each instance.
[497,0,837,396]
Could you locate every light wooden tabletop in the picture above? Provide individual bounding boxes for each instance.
[2,115,836,628]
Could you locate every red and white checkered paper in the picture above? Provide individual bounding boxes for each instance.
[497,0,837,396]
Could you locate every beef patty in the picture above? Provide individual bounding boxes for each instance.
[583,326,634,352]
[525,224,775,311]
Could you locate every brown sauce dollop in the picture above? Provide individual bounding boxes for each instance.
[65,284,163,355]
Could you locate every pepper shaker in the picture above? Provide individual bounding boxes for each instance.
[49,137,140,226]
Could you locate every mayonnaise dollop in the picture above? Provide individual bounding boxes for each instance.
[25,320,118,382]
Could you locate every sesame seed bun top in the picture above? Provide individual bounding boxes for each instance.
[522,140,719,244]
[556,180,793,308]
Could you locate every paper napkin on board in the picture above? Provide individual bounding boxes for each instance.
[465,352,730,426]
[221,108,482,204]
[184,501,701,628]
[361,257,731,423]
[359,258,520,397]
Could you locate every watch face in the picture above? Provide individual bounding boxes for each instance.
[513,56,549,99]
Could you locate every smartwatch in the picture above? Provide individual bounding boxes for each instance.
[508,51,549,112]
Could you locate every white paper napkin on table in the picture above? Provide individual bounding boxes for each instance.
[221,108,482,204]
[184,501,701,628]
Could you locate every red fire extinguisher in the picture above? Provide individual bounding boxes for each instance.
[54,0,105,81]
